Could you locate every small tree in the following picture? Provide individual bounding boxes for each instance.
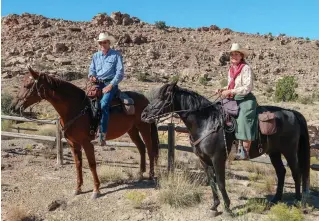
[1,93,13,114]
[155,21,167,30]
[275,76,298,102]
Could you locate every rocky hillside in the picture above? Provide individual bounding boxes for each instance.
[2,11,319,93]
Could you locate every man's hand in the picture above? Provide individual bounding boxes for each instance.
[102,84,113,94]
[89,76,97,82]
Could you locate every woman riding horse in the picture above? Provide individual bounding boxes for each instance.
[217,43,257,160]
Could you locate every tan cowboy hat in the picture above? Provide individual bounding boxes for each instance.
[95,32,116,44]
[230,43,249,57]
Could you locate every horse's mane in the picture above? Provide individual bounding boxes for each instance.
[176,86,213,111]
[43,73,86,95]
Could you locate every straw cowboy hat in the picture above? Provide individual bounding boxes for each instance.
[230,43,249,58]
[95,32,116,44]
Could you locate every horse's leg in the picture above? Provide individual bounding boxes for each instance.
[128,126,146,180]
[269,152,286,203]
[212,156,231,212]
[137,123,155,179]
[283,151,301,201]
[69,142,83,195]
[208,166,221,211]
[199,160,220,211]
[82,140,100,199]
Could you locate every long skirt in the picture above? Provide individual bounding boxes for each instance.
[234,93,258,141]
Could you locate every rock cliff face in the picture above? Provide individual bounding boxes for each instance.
[2,11,319,92]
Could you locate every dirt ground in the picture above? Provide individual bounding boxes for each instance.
[1,135,319,221]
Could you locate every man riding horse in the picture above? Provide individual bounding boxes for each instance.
[88,32,124,146]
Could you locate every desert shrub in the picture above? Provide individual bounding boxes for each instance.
[1,120,13,131]
[125,190,146,208]
[38,124,56,136]
[199,76,209,86]
[170,74,179,83]
[298,95,313,105]
[220,78,228,88]
[305,37,310,41]
[158,172,204,207]
[275,76,298,102]
[137,72,147,82]
[155,21,167,30]
[266,203,304,221]
[98,165,126,183]
[237,198,269,215]
[1,93,13,115]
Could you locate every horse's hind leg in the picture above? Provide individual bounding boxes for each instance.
[283,151,301,201]
[68,141,83,195]
[82,140,100,199]
[128,126,146,179]
[269,152,286,203]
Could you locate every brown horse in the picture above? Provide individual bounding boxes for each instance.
[10,66,159,199]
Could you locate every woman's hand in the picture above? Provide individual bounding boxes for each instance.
[215,88,225,95]
[221,90,233,98]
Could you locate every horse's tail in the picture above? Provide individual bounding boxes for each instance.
[293,110,311,193]
[151,122,160,165]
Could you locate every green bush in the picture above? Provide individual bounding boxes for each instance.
[199,76,209,86]
[274,76,298,102]
[266,203,304,221]
[220,78,228,88]
[1,93,13,115]
[170,74,179,83]
[137,72,147,82]
[155,21,167,30]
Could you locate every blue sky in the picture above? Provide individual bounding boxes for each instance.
[2,0,319,39]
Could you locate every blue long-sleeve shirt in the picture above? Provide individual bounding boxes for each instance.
[88,49,124,86]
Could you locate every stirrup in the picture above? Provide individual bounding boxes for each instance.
[99,133,106,146]
[235,146,249,160]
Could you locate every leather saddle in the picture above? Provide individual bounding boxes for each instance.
[86,84,135,116]
[85,84,135,136]
[220,99,277,136]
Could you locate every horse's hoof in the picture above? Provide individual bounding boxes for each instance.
[91,191,100,199]
[270,197,281,205]
[211,210,221,217]
[73,189,81,196]
[224,207,234,217]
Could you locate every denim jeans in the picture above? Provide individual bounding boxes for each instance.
[100,84,118,134]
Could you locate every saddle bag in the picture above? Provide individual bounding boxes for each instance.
[221,98,239,116]
[258,111,277,135]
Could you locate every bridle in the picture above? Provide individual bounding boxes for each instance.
[16,74,89,133]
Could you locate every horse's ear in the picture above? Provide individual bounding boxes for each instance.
[27,65,39,79]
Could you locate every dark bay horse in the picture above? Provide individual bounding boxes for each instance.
[141,82,310,213]
[10,66,159,199]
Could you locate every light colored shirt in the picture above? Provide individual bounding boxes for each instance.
[227,64,253,96]
[89,49,124,86]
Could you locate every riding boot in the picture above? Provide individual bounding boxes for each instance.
[235,144,250,160]
[99,133,106,146]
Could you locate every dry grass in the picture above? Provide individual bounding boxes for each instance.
[37,124,56,137]
[5,206,38,221]
[157,170,204,208]
[98,165,127,183]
